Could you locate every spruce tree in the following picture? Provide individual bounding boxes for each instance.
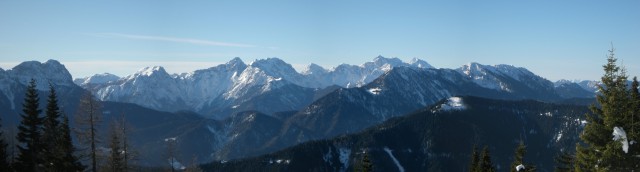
[15,79,44,171]
[0,115,11,170]
[628,77,640,156]
[510,140,536,172]
[358,151,372,172]
[479,146,496,172]
[42,83,62,170]
[60,114,84,171]
[510,140,526,172]
[575,47,639,171]
[554,151,574,172]
[470,145,479,172]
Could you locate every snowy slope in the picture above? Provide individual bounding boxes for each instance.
[456,62,559,100]
[278,64,573,143]
[96,66,187,111]
[73,73,120,86]
[82,56,434,118]
[310,56,434,88]
[553,80,595,98]
[75,56,578,119]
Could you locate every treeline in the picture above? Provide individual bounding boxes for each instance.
[466,140,537,172]
[0,79,202,172]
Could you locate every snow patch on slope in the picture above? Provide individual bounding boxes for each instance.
[368,87,382,95]
[338,148,351,171]
[323,148,333,166]
[384,147,405,172]
[555,132,563,142]
[436,97,466,112]
[540,112,553,117]
[168,157,186,170]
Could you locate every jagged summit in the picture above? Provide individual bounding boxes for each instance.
[0,59,79,109]
[248,58,298,77]
[248,57,288,67]
[554,79,574,86]
[73,73,120,86]
[227,57,246,66]
[409,58,433,69]
[123,66,169,81]
[301,63,328,75]
[456,62,557,101]
[365,56,404,68]
[12,59,67,73]
[459,62,532,79]
[6,59,74,88]
[137,66,167,76]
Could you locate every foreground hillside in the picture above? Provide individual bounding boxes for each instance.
[203,96,589,171]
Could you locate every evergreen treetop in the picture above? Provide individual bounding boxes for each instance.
[479,146,496,172]
[15,78,45,172]
[60,114,85,171]
[575,47,640,171]
[42,83,63,171]
[470,145,479,172]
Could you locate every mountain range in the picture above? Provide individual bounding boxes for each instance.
[72,56,596,119]
[73,56,435,119]
[0,57,600,169]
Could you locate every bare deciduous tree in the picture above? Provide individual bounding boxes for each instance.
[75,92,103,172]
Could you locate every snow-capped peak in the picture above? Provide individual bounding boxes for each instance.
[74,73,120,86]
[461,62,486,75]
[458,62,540,91]
[137,66,168,77]
[554,79,574,87]
[302,63,328,75]
[247,58,298,78]
[227,57,246,67]
[7,59,74,89]
[367,56,404,68]
[249,57,288,68]
[409,58,434,69]
[491,64,533,81]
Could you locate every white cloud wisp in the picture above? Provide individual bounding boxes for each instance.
[93,33,256,48]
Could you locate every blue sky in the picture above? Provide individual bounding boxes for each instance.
[1,1,639,81]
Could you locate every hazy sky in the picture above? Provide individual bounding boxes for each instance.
[1,1,639,81]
